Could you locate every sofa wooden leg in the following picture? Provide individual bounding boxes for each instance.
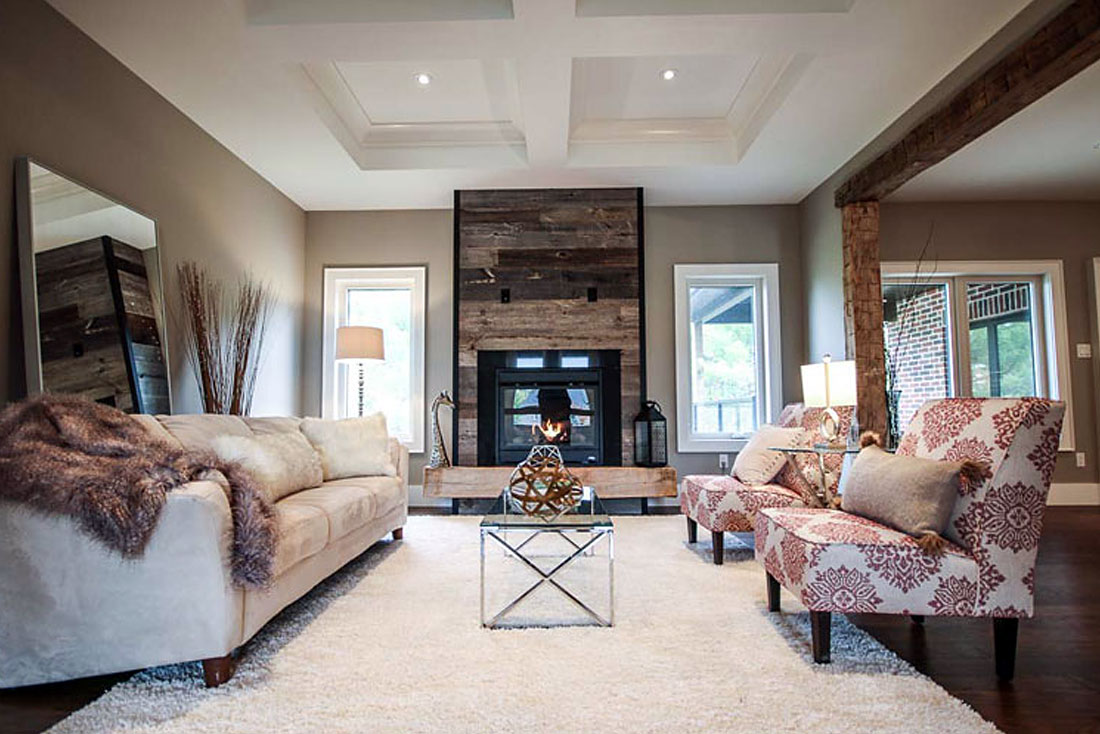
[392,527,404,541]
[711,530,724,565]
[810,611,832,664]
[994,618,1019,681]
[766,572,780,612]
[202,654,237,687]
[686,517,698,543]
[911,614,925,625]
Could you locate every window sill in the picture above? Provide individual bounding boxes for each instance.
[677,437,750,454]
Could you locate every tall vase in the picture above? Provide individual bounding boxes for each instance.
[886,389,902,449]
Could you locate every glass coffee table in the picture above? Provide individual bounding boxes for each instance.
[480,486,614,629]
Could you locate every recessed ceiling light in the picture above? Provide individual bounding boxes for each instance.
[660,68,677,81]
[415,73,432,86]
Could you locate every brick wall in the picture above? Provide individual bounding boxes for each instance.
[885,285,950,432]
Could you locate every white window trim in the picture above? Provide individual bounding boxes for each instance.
[882,260,1074,451]
[674,263,782,453]
[322,266,426,453]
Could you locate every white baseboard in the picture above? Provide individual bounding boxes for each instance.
[1048,483,1100,506]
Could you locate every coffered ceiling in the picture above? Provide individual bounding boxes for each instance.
[48,0,1033,209]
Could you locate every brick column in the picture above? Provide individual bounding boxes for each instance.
[842,201,886,436]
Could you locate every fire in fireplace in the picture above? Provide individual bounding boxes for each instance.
[477,350,622,466]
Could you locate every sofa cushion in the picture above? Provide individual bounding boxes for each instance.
[130,414,182,449]
[156,414,252,453]
[300,414,395,480]
[210,432,323,503]
[271,500,329,576]
[282,484,376,542]
[322,476,406,520]
[243,416,303,436]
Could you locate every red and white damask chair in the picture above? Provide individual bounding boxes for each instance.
[681,404,854,565]
[755,397,1064,680]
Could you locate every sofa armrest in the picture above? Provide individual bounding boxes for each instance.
[389,438,410,487]
[0,481,244,688]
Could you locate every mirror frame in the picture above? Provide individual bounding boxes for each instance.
[14,156,173,412]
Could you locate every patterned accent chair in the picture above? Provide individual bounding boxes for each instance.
[681,404,854,565]
[755,398,1064,680]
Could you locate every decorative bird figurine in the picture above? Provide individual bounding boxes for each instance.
[428,391,455,469]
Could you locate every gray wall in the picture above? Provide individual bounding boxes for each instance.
[644,206,805,477]
[301,209,454,485]
[303,205,805,486]
[1,0,306,415]
[879,202,1100,485]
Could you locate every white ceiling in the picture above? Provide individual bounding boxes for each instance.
[48,0,1035,210]
[891,56,1100,202]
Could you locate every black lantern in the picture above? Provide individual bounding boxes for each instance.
[634,400,668,467]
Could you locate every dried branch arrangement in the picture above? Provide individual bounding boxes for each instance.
[177,262,274,415]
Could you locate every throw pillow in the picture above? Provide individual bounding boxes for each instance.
[732,425,804,485]
[841,441,987,553]
[210,431,323,503]
[300,413,396,481]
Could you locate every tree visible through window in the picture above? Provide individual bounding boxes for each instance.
[689,285,758,436]
[344,287,413,437]
[674,264,780,453]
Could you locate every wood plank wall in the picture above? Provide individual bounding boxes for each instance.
[454,188,645,466]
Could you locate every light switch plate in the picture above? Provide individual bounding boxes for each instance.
[718,453,730,471]
[1076,343,1092,359]
[1076,452,1087,468]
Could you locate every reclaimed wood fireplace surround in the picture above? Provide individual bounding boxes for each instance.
[424,187,676,506]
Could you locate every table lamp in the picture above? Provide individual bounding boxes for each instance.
[336,326,385,417]
[800,354,857,444]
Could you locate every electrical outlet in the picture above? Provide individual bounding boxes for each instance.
[718,453,730,471]
[1076,343,1092,359]
[1076,452,1087,468]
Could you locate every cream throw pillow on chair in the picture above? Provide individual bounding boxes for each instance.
[732,425,804,486]
[300,413,396,480]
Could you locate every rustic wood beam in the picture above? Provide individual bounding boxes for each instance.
[842,202,887,436]
[835,0,1100,207]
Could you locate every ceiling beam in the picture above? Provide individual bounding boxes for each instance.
[834,0,1100,207]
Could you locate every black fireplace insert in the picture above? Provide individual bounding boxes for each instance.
[477,350,622,466]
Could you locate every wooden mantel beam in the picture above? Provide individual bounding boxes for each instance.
[835,0,1100,207]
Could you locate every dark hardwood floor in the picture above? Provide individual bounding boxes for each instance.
[848,506,1100,734]
[1,507,1097,733]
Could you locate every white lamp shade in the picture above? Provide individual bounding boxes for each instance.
[336,326,385,362]
[801,359,857,408]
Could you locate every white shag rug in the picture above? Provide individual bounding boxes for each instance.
[50,516,1000,734]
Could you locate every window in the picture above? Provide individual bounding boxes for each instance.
[674,264,782,452]
[882,261,1073,450]
[322,267,426,452]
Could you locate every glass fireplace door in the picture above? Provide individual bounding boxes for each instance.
[497,370,602,464]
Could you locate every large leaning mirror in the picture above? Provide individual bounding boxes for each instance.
[14,158,171,413]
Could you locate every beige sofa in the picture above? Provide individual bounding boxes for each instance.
[0,414,408,689]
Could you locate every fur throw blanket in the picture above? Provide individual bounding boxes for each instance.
[0,394,276,589]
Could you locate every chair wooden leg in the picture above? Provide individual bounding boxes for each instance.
[686,517,698,543]
[911,614,925,625]
[392,527,404,541]
[202,654,237,687]
[766,572,780,612]
[994,618,1019,681]
[810,611,832,664]
[711,530,724,565]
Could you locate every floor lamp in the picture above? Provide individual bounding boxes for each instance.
[336,326,385,417]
